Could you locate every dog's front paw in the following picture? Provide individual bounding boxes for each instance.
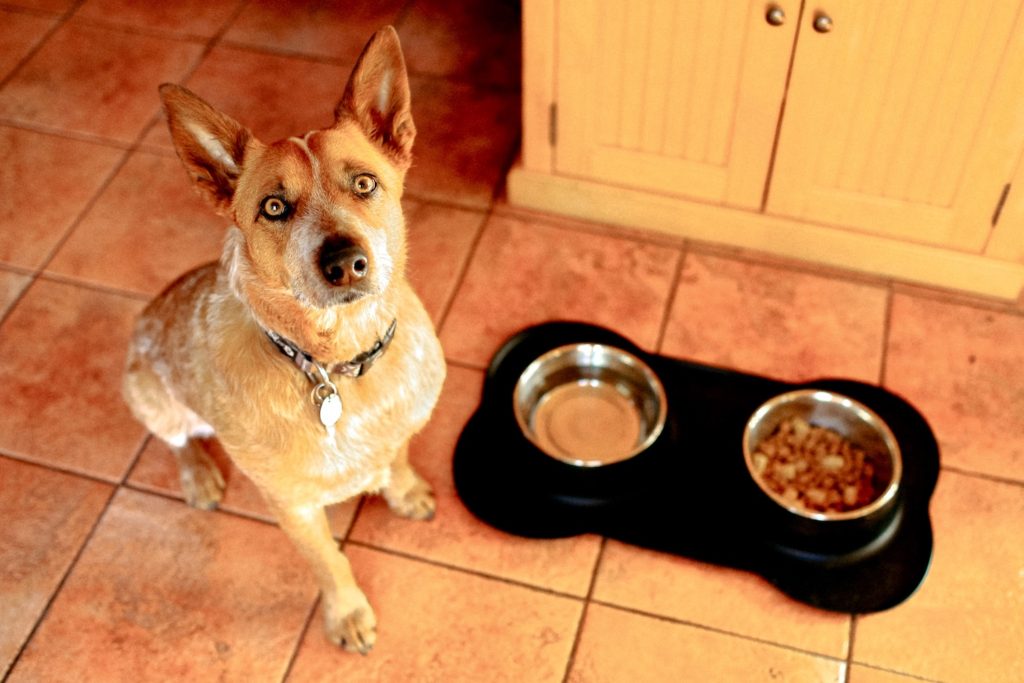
[384,479,436,521]
[177,444,226,510]
[325,601,377,655]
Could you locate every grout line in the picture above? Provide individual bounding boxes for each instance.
[339,496,369,544]
[493,202,687,252]
[0,118,135,150]
[27,153,134,282]
[185,35,524,94]
[653,244,688,353]
[0,262,34,278]
[186,37,521,95]
[843,615,857,683]
[892,281,1024,320]
[940,464,1024,489]
[844,662,945,683]
[0,451,120,487]
[343,539,590,603]
[560,537,608,683]
[33,271,152,302]
[0,275,33,332]
[44,14,209,46]
[119,480,283,529]
[404,189,494,213]
[206,0,251,50]
[687,239,893,293]
[0,2,63,17]
[118,434,153,486]
[434,208,492,335]
[406,194,492,217]
[586,598,850,666]
[280,595,321,683]
[3,481,119,680]
[878,282,895,386]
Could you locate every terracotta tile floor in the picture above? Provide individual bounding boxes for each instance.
[1,2,1022,682]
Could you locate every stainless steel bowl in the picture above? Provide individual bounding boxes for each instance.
[513,344,667,467]
[742,389,902,522]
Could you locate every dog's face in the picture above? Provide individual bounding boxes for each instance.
[160,27,415,319]
[230,122,408,310]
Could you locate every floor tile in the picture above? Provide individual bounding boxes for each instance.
[0,279,146,480]
[593,542,851,658]
[404,202,486,326]
[46,151,226,296]
[567,603,845,683]
[661,253,888,382]
[128,437,357,537]
[287,544,583,682]
[143,45,349,151]
[8,488,316,682]
[74,0,242,38]
[222,0,404,63]
[847,665,932,683]
[0,9,56,81]
[398,0,521,89]
[404,75,520,208]
[349,366,603,596]
[441,215,681,367]
[0,20,202,144]
[0,458,112,678]
[0,126,124,270]
[853,471,1024,682]
[0,270,31,320]
[2,0,73,13]
[885,294,1024,481]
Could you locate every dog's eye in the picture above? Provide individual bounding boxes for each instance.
[260,196,291,221]
[352,174,377,196]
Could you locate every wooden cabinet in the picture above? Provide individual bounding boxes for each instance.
[556,1,794,209]
[511,0,1024,300]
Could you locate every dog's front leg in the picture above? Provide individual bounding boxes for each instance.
[270,502,376,653]
[382,441,436,521]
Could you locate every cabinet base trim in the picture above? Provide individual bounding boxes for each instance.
[508,164,1024,301]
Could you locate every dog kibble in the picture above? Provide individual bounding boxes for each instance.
[751,417,885,514]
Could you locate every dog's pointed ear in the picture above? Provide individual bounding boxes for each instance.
[335,26,416,168]
[159,83,255,215]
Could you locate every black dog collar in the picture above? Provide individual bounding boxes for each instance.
[265,318,397,379]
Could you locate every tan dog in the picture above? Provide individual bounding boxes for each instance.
[122,27,445,654]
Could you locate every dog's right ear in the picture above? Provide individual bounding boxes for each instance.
[159,83,254,215]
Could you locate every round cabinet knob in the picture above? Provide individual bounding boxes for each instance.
[813,13,834,33]
[766,5,786,26]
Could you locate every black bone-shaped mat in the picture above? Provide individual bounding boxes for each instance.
[452,322,939,613]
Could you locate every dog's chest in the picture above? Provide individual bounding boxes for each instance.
[264,331,443,503]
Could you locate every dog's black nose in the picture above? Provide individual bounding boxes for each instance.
[319,240,369,287]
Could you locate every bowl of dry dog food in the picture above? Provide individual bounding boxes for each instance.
[742,389,902,547]
[513,343,667,468]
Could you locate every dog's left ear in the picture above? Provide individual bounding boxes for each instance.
[335,26,416,168]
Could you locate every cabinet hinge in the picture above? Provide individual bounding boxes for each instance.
[992,183,1011,227]
[549,102,557,147]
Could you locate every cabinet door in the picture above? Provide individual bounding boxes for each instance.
[767,0,1024,251]
[555,0,796,209]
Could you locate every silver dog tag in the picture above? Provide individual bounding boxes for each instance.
[319,392,342,428]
